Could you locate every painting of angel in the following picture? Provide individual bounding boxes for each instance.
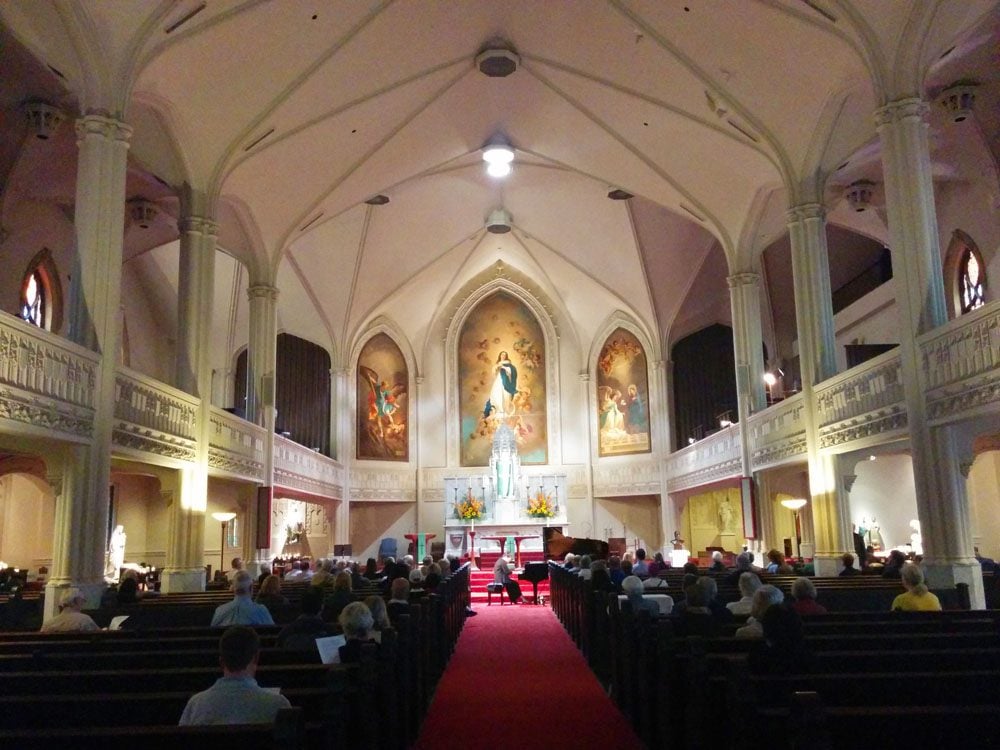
[357,333,408,460]
[597,328,650,456]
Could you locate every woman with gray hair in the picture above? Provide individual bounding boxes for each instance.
[338,601,376,663]
[727,572,762,615]
[790,576,827,615]
[891,563,941,611]
[735,584,784,639]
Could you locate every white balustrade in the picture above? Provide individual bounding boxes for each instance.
[208,407,266,480]
[0,314,98,409]
[746,392,807,470]
[664,424,742,492]
[115,368,199,441]
[274,435,344,498]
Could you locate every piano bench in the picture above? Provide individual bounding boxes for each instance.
[486,582,506,605]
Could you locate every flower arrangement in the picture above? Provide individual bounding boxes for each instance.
[454,492,485,521]
[527,491,556,518]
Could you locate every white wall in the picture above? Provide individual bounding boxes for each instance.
[832,279,899,373]
[0,473,54,571]
[969,450,1000,559]
[847,454,918,551]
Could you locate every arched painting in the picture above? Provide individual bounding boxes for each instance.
[459,292,547,466]
[357,333,408,461]
[596,328,650,456]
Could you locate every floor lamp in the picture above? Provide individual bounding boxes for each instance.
[780,498,807,560]
[211,511,237,580]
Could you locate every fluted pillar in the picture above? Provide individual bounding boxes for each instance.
[46,115,131,616]
[334,367,352,546]
[877,98,982,606]
[787,204,852,575]
[161,216,217,592]
[247,283,279,566]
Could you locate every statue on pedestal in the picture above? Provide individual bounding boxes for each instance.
[490,424,520,500]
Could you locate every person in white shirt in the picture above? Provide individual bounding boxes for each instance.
[727,572,763,616]
[211,571,274,627]
[41,588,99,633]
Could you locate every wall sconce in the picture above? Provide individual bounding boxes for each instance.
[937,81,978,123]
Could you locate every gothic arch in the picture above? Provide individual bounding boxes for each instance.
[944,229,987,318]
[19,247,63,333]
[351,317,417,464]
[443,278,562,468]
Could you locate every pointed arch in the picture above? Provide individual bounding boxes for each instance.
[944,229,987,318]
[445,279,561,468]
[19,248,63,333]
[591,313,653,458]
[351,317,416,463]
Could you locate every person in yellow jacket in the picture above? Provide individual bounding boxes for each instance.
[891,563,941,612]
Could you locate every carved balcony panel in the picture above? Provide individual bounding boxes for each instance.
[209,407,267,482]
[0,316,98,440]
[665,424,742,492]
[747,393,807,471]
[274,435,343,500]
[815,349,907,450]
[921,301,1000,425]
[113,368,199,461]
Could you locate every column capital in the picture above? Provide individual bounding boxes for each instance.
[578,372,590,383]
[652,359,666,372]
[726,272,760,289]
[247,284,279,302]
[874,97,929,128]
[75,113,132,144]
[786,203,825,224]
[179,216,219,236]
[415,375,425,386]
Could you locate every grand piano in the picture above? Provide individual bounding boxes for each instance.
[543,529,610,560]
[519,562,549,604]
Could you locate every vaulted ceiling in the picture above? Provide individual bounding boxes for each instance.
[1,1,997,367]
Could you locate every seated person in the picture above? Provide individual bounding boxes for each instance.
[179,626,291,725]
[117,573,141,604]
[839,552,860,576]
[735,585,784,639]
[789,576,827,615]
[881,549,907,579]
[41,588,100,633]
[338,601,376,663]
[386,577,411,624]
[672,576,727,636]
[765,549,793,574]
[365,595,391,635]
[211,571,275,627]
[727,572,762,616]
[363,557,381,580]
[621,574,661,618]
[225,557,244,583]
[647,551,668,576]
[607,556,625,588]
[632,548,649,576]
[322,571,354,622]
[277,587,335,650]
[577,555,593,580]
[708,550,727,572]
[724,552,754,586]
[257,564,271,585]
[255,574,289,611]
[891,563,941,612]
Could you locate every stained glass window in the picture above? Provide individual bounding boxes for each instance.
[20,270,45,328]
[959,246,985,314]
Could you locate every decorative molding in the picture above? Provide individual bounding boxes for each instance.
[874,97,928,127]
[0,387,93,439]
[207,448,264,482]
[664,425,742,492]
[746,393,807,471]
[818,406,908,449]
[349,467,416,502]
[593,458,662,496]
[115,369,199,442]
[112,425,197,462]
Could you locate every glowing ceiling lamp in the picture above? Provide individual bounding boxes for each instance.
[482,137,514,178]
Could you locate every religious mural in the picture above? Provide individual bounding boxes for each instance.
[459,292,547,466]
[357,333,408,461]
[596,328,650,456]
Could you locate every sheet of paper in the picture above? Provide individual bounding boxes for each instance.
[315,634,346,664]
[108,615,129,630]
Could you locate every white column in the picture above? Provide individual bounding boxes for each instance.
[651,359,672,554]
[247,283,279,568]
[728,273,766,550]
[161,216,217,592]
[876,98,983,606]
[787,204,852,575]
[46,115,131,614]
[580,372,596,532]
[333,367,352,546]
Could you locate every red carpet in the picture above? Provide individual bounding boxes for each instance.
[414,604,643,750]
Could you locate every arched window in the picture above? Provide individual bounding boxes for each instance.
[944,230,988,318]
[959,245,985,314]
[20,270,45,327]
[18,249,62,332]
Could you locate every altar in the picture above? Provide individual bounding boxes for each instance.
[443,424,567,566]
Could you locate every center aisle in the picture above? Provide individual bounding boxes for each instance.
[414,603,643,749]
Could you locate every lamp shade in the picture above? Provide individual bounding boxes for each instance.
[780,498,807,511]
[211,511,237,522]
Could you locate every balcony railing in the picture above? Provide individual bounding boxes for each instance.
[208,407,267,481]
[921,301,1000,424]
[746,392,807,471]
[114,368,200,460]
[274,435,344,499]
[0,314,98,439]
[664,424,742,492]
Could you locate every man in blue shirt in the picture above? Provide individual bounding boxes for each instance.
[211,570,274,627]
[179,626,290,725]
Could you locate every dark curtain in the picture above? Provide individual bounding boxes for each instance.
[671,324,737,451]
[234,334,331,456]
